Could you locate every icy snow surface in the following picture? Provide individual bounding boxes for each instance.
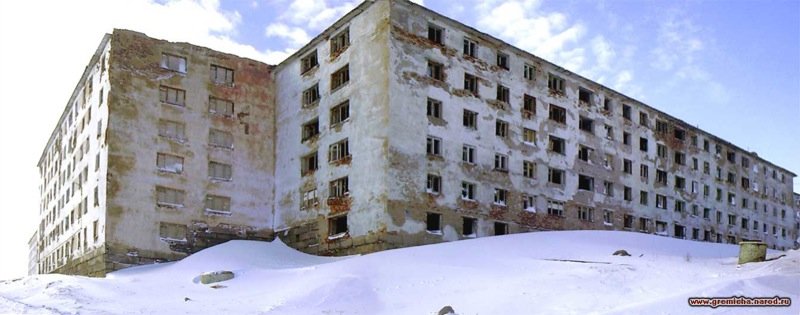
[1,231,798,314]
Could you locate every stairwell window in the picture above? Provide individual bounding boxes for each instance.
[300,50,319,74]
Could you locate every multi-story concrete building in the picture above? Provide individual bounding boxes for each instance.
[34,30,274,276]
[33,0,798,276]
[274,0,798,254]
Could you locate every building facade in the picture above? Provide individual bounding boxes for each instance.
[35,30,275,276]
[33,0,799,276]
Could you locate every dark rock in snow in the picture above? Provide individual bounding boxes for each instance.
[613,250,631,256]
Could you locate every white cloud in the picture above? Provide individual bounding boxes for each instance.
[265,23,312,47]
[473,0,587,73]
[281,0,359,30]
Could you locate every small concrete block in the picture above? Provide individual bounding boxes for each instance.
[200,271,235,284]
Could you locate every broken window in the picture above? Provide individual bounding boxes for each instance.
[427,98,442,119]
[426,136,442,156]
[578,88,593,106]
[159,86,185,106]
[496,84,510,103]
[523,128,536,144]
[603,181,614,197]
[577,206,593,222]
[548,168,564,185]
[330,28,350,56]
[622,104,631,120]
[463,109,477,129]
[602,210,613,225]
[494,153,508,171]
[655,120,668,134]
[639,218,651,232]
[158,120,185,141]
[461,181,476,200]
[428,24,444,45]
[464,73,479,95]
[578,145,592,162]
[523,161,536,179]
[331,65,350,91]
[548,136,565,155]
[495,119,508,137]
[726,151,736,163]
[301,118,320,142]
[494,188,508,205]
[301,152,318,176]
[578,174,594,191]
[547,200,564,217]
[523,94,536,117]
[624,186,632,201]
[657,144,667,159]
[427,60,444,81]
[427,174,441,194]
[426,212,442,232]
[548,73,565,94]
[160,53,186,73]
[674,200,685,213]
[462,144,476,164]
[603,98,612,112]
[674,128,685,141]
[328,215,348,236]
[494,222,508,235]
[522,195,536,210]
[523,63,535,80]
[639,137,648,152]
[331,100,350,125]
[209,129,233,149]
[604,154,614,169]
[496,52,509,70]
[329,138,350,162]
[623,159,632,174]
[300,50,319,74]
[623,214,633,228]
[623,132,631,145]
[727,172,735,184]
[549,104,566,124]
[156,186,185,208]
[640,191,648,206]
[210,65,234,85]
[302,84,320,107]
[209,97,234,117]
[159,223,187,242]
[462,217,477,236]
[205,195,231,214]
[692,158,698,170]
[640,164,649,179]
[638,112,649,127]
[301,189,318,209]
[656,169,667,185]
[208,161,232,180]
[674,151,685,165]
[463,38,477,57]
[604,124,613,140]
[579,116,593,133]
[329,177,349,197]
[156,153,183,174]
[728,192,736,206]
[741,157,750,168]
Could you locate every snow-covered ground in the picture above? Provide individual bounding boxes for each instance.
[1,231,797,314]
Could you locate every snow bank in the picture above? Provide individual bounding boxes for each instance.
[1,231,797,315]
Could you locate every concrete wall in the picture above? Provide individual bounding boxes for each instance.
[273,1,392,255]
[382,0,798,250]
[103,29,275,270]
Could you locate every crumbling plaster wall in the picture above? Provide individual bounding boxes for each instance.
[105,30,275,270]
[384,0,798,249]
[273,1,392,255]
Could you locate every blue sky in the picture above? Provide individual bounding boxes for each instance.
[0,0,797,279]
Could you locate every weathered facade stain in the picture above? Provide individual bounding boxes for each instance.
[33,0,799,277]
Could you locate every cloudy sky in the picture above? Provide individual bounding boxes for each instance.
[0,0,797,279]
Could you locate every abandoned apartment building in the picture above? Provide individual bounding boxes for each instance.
[31,0,799,276]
